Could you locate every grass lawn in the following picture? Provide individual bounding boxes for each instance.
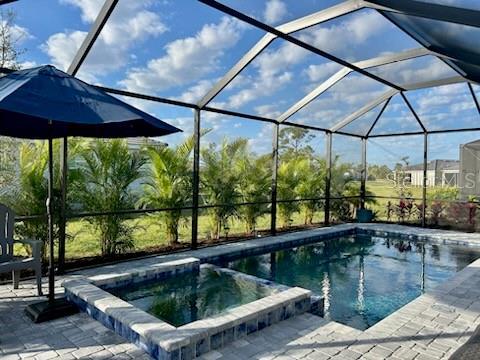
[366,180,423,199]
[63,208,325,260]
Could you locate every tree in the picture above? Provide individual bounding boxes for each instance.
[141,137,194,245]
[73,140,145,256]
[201,138,246,240]
[235,153,271,234]
[367,164,391,181]
[279,127,314,160]
[0,10,27,69]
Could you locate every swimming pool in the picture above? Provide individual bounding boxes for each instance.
[227,233,480,330]
[108,266,274,327]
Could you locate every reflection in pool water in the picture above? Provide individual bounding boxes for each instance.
[227,234,480,330]
[108,267,273,327]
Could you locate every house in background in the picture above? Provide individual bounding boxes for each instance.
[402,159,459,187]
[126,137,166,151]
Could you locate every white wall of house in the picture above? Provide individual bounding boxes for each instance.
[405,169,459,187]
[405,170,436,187]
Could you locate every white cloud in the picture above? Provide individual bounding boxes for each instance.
[222,42,306,110]
[415,84,468,112]
[8,22,33,43]
[120,17,244,94]
[304,62,342,83]
[451,101,476,113]
[254,104,282,118]
[42,0,166,82]
[228,71,292,109]
[178,79,215,104]
[255,42,308,78]
[247,124,273,155]
[403,83,480,131]
[372,57,455,86]
[61,0,102,23]
[264,0,287,24]
[18,60,38,69]
[298,11,389,60]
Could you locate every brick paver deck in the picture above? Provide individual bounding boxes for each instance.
[1,224,480,359]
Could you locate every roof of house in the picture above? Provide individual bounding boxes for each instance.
[404,159,459,171]
[126,137,167,149]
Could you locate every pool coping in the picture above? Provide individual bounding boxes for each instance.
[64,257,313,359]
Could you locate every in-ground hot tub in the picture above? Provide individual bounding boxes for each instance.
[107,264,274,327]
[64,258,314,360]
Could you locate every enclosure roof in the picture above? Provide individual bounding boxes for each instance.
[462,139,480,150]
[3,0,480,138]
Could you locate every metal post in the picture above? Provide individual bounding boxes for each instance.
[191,109,201,249]
[360,137,367,209]
[47,139,55,303]
[325,131,332,226]
[271,123,279,235]
[58,138,67,274]
[422,133,428,227]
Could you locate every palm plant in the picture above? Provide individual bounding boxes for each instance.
[73,139,145,256]
[0,136,19,197]
[201,138,246,240]
[277,159,303,227]
[235,153,271,234]
[1,139,83,259]
[296,157,326,225]
[141,137,194,245]
[6,142,51,258]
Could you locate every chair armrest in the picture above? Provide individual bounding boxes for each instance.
[15,238,43,260]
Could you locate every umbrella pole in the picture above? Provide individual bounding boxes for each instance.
[47,138,55,303]
[24,138,78,322]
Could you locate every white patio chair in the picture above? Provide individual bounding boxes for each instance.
[0,204,42,295]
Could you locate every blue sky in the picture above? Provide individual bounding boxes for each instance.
[5,0,480,168]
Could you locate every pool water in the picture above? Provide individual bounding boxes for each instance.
[227,234,480,330]
[108,267,273,327]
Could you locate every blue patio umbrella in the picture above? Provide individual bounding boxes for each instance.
[0,65,180,138]
[0,65,181,321]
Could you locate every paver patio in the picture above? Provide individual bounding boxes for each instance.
[1,224,480,360]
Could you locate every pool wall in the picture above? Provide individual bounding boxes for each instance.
[64,257,313,360]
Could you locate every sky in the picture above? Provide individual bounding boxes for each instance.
[4,0,480,168]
